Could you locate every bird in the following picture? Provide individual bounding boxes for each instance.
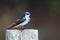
[8,11,30,29]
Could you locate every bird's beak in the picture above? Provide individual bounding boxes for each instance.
[29,13,31,16]
[29,14,31,16]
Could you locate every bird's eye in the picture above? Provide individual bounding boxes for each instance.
[26,13,29,15]
[25,12,30,15]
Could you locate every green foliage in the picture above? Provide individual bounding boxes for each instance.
[48,0,60,16]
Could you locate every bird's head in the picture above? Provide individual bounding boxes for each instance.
[25,12,30,17]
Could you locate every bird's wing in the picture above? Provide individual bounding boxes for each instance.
[16,17,26,25]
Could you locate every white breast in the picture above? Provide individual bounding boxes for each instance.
[19,16,30,26]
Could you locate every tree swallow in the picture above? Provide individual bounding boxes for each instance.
[8,12,30,29]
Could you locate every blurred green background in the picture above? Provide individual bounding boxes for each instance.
[0,0,60,40]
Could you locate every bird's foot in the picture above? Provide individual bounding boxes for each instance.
[16,26,25,30]
[21,26,25,30]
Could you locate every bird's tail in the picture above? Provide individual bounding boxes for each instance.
[8,23,16,29]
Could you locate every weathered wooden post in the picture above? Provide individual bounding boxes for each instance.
[5,29,38,40]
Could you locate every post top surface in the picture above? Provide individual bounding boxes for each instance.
[6,29,38,31]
